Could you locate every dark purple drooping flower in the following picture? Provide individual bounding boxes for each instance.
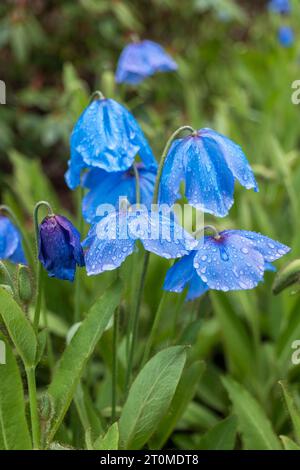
[38,215,84,281]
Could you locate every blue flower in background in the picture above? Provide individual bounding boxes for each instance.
[38,215,85,281]
[65,98,157,189]
[115,40,178,85]
[164,230,290,299]
[268,0,291,14]
[159,128,258,217]
[278,26,294,47]
[0,216,26,264]
[83,208,196,275]
[82,164,156,223]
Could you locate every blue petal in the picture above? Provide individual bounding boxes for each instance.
[186,272,209,301]
[128,209,197,259]
[200,128,258,192]
[82,165,156,223]
[56,215,85,267]
[163,253,196,293]
[184,135,235,216]
[227,230,291,262]
[159,138,187,206]
[268,0,290,14]
[83,211,135,275]
[0,216,26,264]
[66,98,157,188]
[115,40,177,85]
[193,232,266,291]
[278,26,294,47]
[0,216,19,259]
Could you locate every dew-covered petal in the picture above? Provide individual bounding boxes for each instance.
[163,253,196,293]
[227,230,291,262]
[193,232,265,291]
[142,40,178,73]
[65,148,86,190]
[184,135,235,217]
[83,211,135,275]
[200,128,258,192]
[186,272,209,301]
[130,209,197,259]
[69,98,156,179]
[8,239,27,265]
[159,138,187,206]
[82,165,156,223]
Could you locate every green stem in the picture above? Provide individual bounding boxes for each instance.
[26,367,40,449]
[0,205,35,269]
[133,163,141,206]
[74,187,84,323]
[141,290,168,366]
[125,126,195,390]
[0,261,16,296]
[125,251,150,392]
[112,307,119,421]
[33,266,43,332]
[89,90,105,103]
[42,296,55,373]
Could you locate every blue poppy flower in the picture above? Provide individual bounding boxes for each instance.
[268,0,290,14]
[82,164,156,223]
[278,26,294,47]
[159,128,258,217]
[115,40,178,85]
[164,230,290,299]
[0,216,26,264]
[65,97,157,189]
[83,208,197,275]
[38,215,85,281]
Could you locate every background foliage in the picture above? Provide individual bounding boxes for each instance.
[1,0,300,450]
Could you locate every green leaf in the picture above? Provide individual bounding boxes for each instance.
[0,287,37,367]
[93,423,119,450]
[119,346,187,450]
[280,436,300,450]
[150,361,205,449]
[279,381,300,444]
[197,416,237,450]
[0,332,32,449]
[222,377,281,450]
[46,280,122,444]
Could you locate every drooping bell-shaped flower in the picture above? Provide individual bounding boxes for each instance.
[268,0,291,14]
[0,216,26,264]
[278,26,294,47]
[159,128,258,217]
[115,40,178,85]
[164,229,290,299]
[38,215,85,281]
[65,97,157,189]
[83,207,197,276]
[82,164,156,223]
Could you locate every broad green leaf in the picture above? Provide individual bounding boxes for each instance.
[150,361,205,449]
[222,377,281,450]
[197,416,237,450]
[46,280,122,443]
[280,436,300,450]
[93,423,119,450]
[119,346,187,450]
[74,384,103,442]
[0,332,32,449]
[0,287,37,367]
[279,381,300,444]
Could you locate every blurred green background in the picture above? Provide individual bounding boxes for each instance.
[1,0,300,450]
